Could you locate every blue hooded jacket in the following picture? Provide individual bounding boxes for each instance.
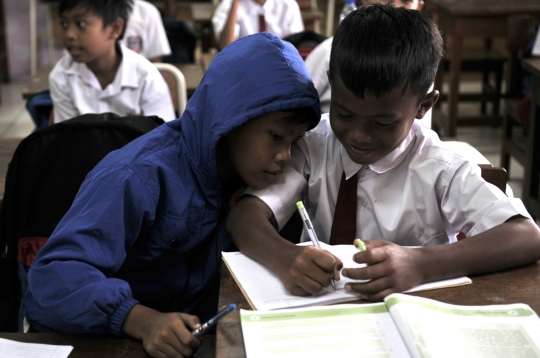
[25,33,320,336]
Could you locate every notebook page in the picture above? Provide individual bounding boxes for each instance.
[0,338,73,358]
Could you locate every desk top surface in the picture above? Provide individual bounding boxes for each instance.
[523,58,540,77]
[0,332,216,358]
[216,260,540,358]
[429,0,540,16]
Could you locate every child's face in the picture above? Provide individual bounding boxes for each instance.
[226,112,308,190]
[329,73,434,165]
[59,4,121,64]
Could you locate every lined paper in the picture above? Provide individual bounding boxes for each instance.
[0,338,73,358]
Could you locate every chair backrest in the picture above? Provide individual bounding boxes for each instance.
[155,63,188,117]
[0,113,164,332]
[479,165,508,194]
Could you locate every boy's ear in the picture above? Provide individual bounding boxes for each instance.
[415,90,439,119]
[108,18,125,40]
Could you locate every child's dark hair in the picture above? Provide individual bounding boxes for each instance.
[329,4,443,99]
[280,107,319,131]
[59,0,133,40]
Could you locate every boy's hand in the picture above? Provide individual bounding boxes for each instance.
[341,240,424,301]
[123,305,202,358]
[277,245,343,296]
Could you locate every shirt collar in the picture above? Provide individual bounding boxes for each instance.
[64,44,139,92]
[340,121,417,177]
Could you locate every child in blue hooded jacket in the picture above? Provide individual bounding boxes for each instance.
[25,32,320,357]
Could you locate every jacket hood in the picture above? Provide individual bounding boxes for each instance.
[167,32,321,184]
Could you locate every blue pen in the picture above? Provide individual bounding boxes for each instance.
[192,303,236,337]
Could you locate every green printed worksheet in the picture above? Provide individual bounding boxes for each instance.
[240,293,540,358]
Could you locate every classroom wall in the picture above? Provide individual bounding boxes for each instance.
[5,0,61,81]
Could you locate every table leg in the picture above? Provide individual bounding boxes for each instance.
[523,77,540,220]
[447,30,464,138]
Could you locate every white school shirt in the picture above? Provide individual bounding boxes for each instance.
[50,44,176,123]
[121,0,171,60]
[212,0,304,43]
[305,38,433,128]
[246,115,530,246]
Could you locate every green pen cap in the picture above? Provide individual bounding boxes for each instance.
[296,201,304,210]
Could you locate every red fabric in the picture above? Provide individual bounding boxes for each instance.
[17,237,49,267]
[258,13,266,32]
[330,172,358,245]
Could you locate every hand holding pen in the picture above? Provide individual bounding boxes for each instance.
[296,201,338,290]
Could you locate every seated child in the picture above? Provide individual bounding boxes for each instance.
[305,0,425,115]
[120,0,171,62]
[212,0,304,50]
[50,0,175,123]
[25,32,320,357]
[227,4,540,301]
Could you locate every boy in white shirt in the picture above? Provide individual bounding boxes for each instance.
[212,0,304,50]
[227,4,540,301]
[121,0,171,62]
[51,0,175,123]
[305,0,425,115]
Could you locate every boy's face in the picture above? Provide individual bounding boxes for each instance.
[227,112,308,190]
[329,73,435,165]
[59,4,122,64]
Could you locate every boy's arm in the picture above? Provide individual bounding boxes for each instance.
[218,0,239,50]
[343,216,540,301]
[227,195,343,295]
[49,66,78,123]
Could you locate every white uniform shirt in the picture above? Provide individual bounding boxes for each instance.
[305,38,433,128]
[212,0,304,43]
[50,44,176,123]
[246,115,530,246]
[121,0,171,60]
[305,37,332,114]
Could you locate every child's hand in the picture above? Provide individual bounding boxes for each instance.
[277,245,343,296]
[123,305,202,358]
[341,240,424,301]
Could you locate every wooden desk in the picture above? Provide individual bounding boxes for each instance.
[22,63,205,100]
[216,260,540,358]
[521,58,540,220]
[0,332,216,357]
[428,0,540,137]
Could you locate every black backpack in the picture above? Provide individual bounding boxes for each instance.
[0,113,164,331]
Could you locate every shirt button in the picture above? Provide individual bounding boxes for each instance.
[171,239,178,247]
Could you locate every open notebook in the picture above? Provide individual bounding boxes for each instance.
[240,293,540,358]
[222,242,471,311]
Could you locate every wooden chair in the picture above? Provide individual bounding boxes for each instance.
[500,15,538,176]
[155,63,188,117]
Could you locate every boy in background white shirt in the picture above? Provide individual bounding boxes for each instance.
[121,0,171,62]
[227,4,540,302]
[50,0,175,123]
[212,0,304,50]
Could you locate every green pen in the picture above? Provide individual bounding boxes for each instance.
[355,238,366,251]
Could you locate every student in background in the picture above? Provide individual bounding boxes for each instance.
[50,0,175,123]
[25,33,320,357]
[227,5,540,301]
[305,0,424,115]
[212,0,304,50]
[27,0,173,130]
[121,0,171,62]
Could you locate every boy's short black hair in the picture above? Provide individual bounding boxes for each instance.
[59,0,134,40]
[280,107,320,131]
[329,4,443,99]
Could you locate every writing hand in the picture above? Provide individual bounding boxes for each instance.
[123,305,202,358]
[277,245,343,296]
[341,240,424,302]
